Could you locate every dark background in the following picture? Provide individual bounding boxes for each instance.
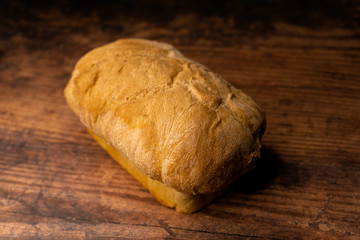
[0,0,359,239]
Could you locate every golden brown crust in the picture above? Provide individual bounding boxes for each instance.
[88,129,222,213]
[64,38,266,195]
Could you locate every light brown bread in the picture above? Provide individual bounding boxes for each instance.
[64,39,266,212]
[88,129,223,213]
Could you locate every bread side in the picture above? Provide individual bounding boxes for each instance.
[64,39,266,195]
[88,129,221,213]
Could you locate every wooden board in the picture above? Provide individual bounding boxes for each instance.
[1,0,359,238]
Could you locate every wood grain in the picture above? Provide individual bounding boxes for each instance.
[1,0,359,239]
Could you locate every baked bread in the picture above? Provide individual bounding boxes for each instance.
[64,38,266,213]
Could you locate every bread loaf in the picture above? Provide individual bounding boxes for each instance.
[64,39,266,212]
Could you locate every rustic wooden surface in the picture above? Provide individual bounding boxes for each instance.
[1,0,360,239]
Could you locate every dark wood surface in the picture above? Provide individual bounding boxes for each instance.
[1,0,360,239]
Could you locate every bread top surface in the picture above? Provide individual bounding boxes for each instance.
[64,38,266,195]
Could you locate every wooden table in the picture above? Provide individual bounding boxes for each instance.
[1,0,359,239]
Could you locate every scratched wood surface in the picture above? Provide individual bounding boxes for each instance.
[1,0,360,239]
